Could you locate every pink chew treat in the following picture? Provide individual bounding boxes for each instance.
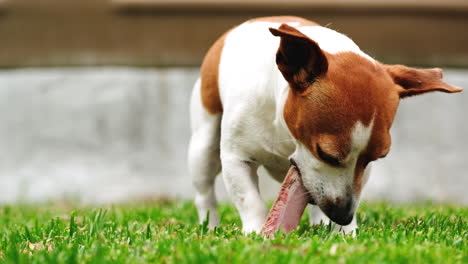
[261,166,310,236]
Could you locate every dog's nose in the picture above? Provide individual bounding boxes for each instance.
[320,197,354,226]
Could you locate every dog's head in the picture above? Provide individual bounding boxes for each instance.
[270,24,462,225]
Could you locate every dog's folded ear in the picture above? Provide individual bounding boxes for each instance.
[269,24,328,93]
[384,64,463,98]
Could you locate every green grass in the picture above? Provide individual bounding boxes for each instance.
[0,201,466,264]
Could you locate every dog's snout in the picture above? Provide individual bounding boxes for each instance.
[320,197,354,226]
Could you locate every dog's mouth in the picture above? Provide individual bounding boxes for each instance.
[289,157,299,168]
[289,158,315,205]
[261,162,314,236]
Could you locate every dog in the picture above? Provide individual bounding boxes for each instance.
[188,16,462,234]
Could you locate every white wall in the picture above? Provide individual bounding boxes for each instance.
[0,67,466,204]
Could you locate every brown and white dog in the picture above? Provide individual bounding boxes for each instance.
[188,16,462,234]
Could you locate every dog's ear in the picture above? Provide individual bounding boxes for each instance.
[269,24,328,93]
[384,64,463,98]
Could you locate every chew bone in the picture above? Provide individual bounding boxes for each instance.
[261,166,310,236]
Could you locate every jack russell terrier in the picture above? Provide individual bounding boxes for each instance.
[188,16,462,234]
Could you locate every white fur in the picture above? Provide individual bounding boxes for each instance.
[351,118,375,152]
[190,21,376,233]
[298,26,375,62]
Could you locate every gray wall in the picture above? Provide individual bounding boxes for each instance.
[0,68,466,204]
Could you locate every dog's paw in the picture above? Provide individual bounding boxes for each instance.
[309,206,334,226]
[242,225,263,234]
[333,222,358,237]
[242,220,264,234]
[309,212,331,226]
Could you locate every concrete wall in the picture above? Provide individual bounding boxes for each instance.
[0,67,466,204]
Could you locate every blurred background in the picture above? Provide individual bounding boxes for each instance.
[0,0,466,205]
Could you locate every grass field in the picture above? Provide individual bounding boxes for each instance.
[0,200,466,264]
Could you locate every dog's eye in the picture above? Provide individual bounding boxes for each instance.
[316,144,341,167]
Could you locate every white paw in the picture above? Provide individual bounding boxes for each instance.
[195,193,219,229]
[242,220,264,234]
[309,212,331,226]
[309,206,331,226]
[198,211,219,230]
[333,219,358,237]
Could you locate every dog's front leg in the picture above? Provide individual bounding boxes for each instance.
[221,154,267,233]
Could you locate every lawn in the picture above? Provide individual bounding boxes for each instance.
[0,200,466,264]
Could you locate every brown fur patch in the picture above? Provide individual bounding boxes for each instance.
[283,55,462,194]
[284,53,398,156]
[384,64,463,98]
[200,31,230,114]
[282,52,400,194]
[268,20,460,195]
